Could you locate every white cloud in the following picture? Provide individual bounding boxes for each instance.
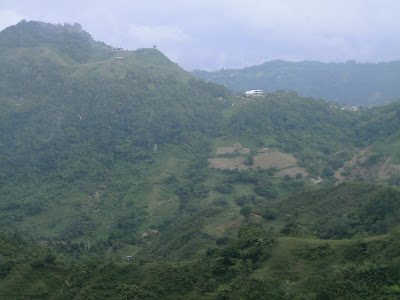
[127,24,191,46]
[0,9,24,31]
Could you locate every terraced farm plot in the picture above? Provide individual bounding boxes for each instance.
[209,146,308,177]
[253,148,298,169]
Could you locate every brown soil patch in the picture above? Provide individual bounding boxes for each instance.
[253,148,298,169]
[311,176,323,184]
[209,146,306,175]
[216,143,250,155]
[377,158,400,180]
[334,146,400,183]
[248,213,263,223]
[210,216,245,237]
[334,147,372,183]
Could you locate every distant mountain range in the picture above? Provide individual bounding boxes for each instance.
[192,59,400,106]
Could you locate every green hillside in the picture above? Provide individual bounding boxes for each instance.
[1,223,400,299]
[1,21,400,299]
[0,20,231,244]
[192,60,400,106]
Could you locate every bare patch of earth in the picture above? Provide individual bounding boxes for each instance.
[311,176,323,184]
[377,158,400,180]
[334,146,400,183]
[216,143,250,155]
[248,213,263,223]
[334,147,372,183]
[141,230,159,237]
[253,148,298,169]
[209,146,308,177]
[209,216,245,237]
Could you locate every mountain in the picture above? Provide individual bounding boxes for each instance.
[192,60,400,106]
[0,20,231,241]
[1,20,400,299]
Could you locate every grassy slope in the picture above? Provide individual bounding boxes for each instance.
[1,229,399,299]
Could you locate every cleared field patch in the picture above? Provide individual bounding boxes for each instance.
[207,215,245,237]
[334,146,400,183]
[253,148,297,169]
[209,145,308,177]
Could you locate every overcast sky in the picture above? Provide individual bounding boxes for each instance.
[1,0,399,70]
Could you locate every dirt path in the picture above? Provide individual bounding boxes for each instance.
[147,197,178,209]
[378,157,392,180]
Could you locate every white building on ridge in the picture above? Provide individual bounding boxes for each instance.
[245,89,264,96]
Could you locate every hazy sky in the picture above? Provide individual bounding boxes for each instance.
[1,0,399,70]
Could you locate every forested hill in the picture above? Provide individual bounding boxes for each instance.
[192,59,400,106]
[0,20,230,185]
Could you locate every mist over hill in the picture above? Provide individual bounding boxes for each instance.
[192,60,400,106]
[1,21,400,299]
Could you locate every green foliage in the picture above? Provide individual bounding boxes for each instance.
[361,152,384,167]
[234,195,250,206]
[208,224,274,276]
[243,154,254,166]
[258,182,400,239]
[261,207,279,220]
[254,182,278,199]
[1,229,400,299]
[321,166,334,177]
[139,208,222,260]
[280,222,303,237]
[295,243,334,260]
[215,182,233,194]
[59,213,96,240]
[239,206,252,217]
[116,210,148,233]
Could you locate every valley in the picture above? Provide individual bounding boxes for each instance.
[1,21,400,299]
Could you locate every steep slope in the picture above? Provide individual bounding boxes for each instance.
[0,20,231,242]
[0,21,230,183]
[192,60,400,106]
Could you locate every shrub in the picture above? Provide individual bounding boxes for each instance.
[261,208,279,220]
[240,206,252,217]
[235,196,249,207]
